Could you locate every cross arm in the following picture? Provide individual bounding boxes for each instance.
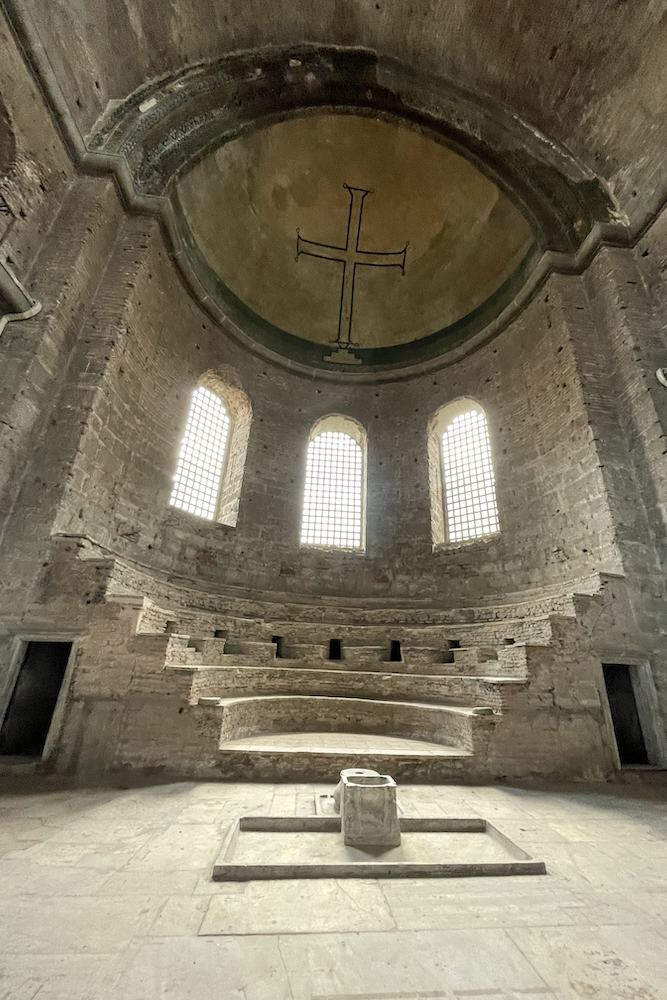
[296,232,346,263]
[354,246,408,272]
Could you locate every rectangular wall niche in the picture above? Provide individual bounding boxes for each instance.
[0,641,72,756]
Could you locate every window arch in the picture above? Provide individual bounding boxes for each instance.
[429,399,499,545]
[170,373,251,526]
[301,415,366,549]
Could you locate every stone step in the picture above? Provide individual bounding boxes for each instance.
[220,641,277,664]
[452,646,497,668]
[188,638,228,665]
[283,643,328,660]
[400,647,447,669]
[274,656,513,678]
[232,615,555,649]
[339,645,386,667]
[417,662,511,678]
[285,644,403,667]
[188,663,521,710]
[497,644,530,677]
[280,656,404,674]
[216,732,475,782]
[157,632,538,675]
[161,636,528,680]
[193,693,488,755]
[165,636,229,666]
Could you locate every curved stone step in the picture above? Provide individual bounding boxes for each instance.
[204,693,488,753]
[223,640,277,661]
[453,647,498,668]
[216,731,474,782]
[187,663,523,710]
[283,643,327,660]
[400,647,448,670]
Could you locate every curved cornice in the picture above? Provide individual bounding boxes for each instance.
[1,3,639,381]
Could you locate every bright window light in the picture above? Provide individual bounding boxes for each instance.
[441,409,499,542]
[170,386,230,520]
[301,431,363,548]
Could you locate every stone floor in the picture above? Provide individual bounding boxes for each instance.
[0,775,666,1000]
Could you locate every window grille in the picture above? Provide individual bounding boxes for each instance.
[441,408,499,542]
[170,386,230,520]
[301,431,363,548]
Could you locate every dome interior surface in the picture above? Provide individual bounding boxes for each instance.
[177,113,535,356]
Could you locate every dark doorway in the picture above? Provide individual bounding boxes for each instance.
[602,663,649,766]
[272,635,285,659]
[389,640,402,662]
[329,639,342,661]
[0,642,72,757]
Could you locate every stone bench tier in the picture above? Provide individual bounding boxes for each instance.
[207,694,483,752]
[187,663,522,711]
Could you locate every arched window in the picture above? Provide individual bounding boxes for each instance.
[301,415,366,549]
[429,400,499,545]
[170,386,230,520]
[169,374,252,526]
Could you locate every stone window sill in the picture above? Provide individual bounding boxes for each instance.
[165,508,236,532]
[300,543,366,556]
[433,531,501,553]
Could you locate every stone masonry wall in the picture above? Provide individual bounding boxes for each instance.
[49,220,620,607]
[43,590,615,783]
[2,5,667,782]
[569,217,667,733]
[0,12,72,276]
[0,190,145,615]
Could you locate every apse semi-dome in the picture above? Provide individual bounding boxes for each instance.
[87,46,621,377]
[176,113,535,369]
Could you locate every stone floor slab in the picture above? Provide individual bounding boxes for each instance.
[507,924,666,1000]
[278,930,455,997]
[201,878,395,934]
[148,894,210,936]
[111,936,292,1000]
[0,895,161,954]
[381,883,581,929]
[125,822,223,870]
[279,927,549,999]
[0,777,664,999]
